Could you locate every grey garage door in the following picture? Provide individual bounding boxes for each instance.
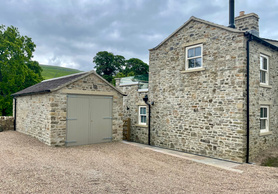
[66,95,112,146]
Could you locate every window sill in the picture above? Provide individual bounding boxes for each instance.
[135,124,148,128]
[260,131,272,136]
[260,84,272,89]
[181,67,206,73]
[138,89,148,92]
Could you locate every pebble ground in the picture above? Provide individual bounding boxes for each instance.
[1,131,278,193]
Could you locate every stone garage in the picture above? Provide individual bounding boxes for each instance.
[12,71,125,146]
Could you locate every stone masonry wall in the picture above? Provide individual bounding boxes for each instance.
[16,94,52,145]
[118,83,149,144]
[149,19,247,162]
[248,40,278,161]
[15,73,124,146]
[0,116,14,131]
[46,92,67,146]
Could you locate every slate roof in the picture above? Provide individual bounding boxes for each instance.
[12,71,126,97]
[262,38,278,47]
[12,72,88,96]
[245,32,278,52]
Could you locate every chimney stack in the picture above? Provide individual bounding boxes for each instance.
[228,0,235,28]
[235,12,260,36]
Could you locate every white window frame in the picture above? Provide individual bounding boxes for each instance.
[260,106,269,133]
[260,54,269,85]
[185,44,203,70]
[138,106,147,125]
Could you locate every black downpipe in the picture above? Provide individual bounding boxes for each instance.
[228,0,235,28]
[147,103,151,145]
[14,98,17,131]
[143,95,151,145]
[246,33,252,163]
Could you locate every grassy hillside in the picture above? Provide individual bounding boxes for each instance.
[40,65,82,80]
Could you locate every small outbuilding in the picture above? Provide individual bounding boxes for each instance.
[12,71,125,146]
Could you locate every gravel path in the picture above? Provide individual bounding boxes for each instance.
[1,131,278,193]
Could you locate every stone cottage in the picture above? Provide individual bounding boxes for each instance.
[118,11,278,163]
[12,71,125,146]
[115,76,149,143]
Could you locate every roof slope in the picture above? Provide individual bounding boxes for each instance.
[150,16,242,51]
[12,71,126,97]
[244,32,278,51]
[12,72,87,96]
[262,38,278,47]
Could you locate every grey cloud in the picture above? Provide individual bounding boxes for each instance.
[0,0,277,71]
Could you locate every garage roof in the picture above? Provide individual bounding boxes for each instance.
[12,71,126,97]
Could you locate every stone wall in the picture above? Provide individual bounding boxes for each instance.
[116,14,277,163]
[118,83,149,144]
[0,116,14,132]
[248,40,278,161]
[15,72,124,146]
[16,94,52,145]
[149,19,247,162]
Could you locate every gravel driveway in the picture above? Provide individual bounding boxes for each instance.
[1,131,278,193]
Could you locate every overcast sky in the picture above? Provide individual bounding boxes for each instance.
[1,0,277,71]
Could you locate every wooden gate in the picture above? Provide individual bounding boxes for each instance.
[123,118,131,141]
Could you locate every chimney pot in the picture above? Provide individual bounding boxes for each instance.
[240,11,245,16]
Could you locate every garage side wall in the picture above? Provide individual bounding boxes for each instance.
[15,94,52,145]
[50,73,124,146]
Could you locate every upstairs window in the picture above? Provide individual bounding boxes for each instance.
[260,54,269,85]
[186,44,203,69]
[260,106,269,133]
[138,106,147,125]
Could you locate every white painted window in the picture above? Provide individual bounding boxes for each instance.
[260,54,269,85]
[138,106,147,125]
[260,106,269,133]
[186,44,203,69]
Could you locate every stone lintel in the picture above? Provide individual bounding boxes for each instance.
[259,50,272,57]
[61,89,116,97]
[136,102,147,106]
[259,101,273,105]
[182,39,206,48]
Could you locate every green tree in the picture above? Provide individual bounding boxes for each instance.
[112,58,149,85]
[0,25,43,116]
[93,51,125,83]
[124,58,149,76]
[93,51,149,84]
[113,55,125,73]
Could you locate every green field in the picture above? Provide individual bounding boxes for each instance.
[40,65,82,80]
